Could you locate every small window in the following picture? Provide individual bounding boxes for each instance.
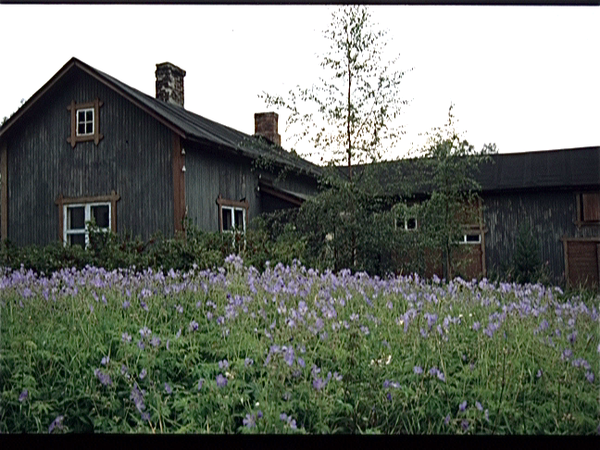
[67,98,103,148]
[216,195,248,233]
[459,233,481,244]
[76,108,94,136]
[395,216,418,231]
[64,202,110,247]
[221,206,246,232]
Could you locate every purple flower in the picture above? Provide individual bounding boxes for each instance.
[130,384,146,413]
[243,413,256,429]
[164,383,172,394]
[139,368,147,380]
[429,366,439,376]
[444,414,451,426]
[459,401,467,412]
[283,347,295,367]
[101,356,110,366]
[121,364,128,376]
[216,374,227,388]
[568,331,577,345]
[122,300,130,310]
[461,419,469,432]
[561,348,573,361]
[189,320,199,332]
[360,326,370,335]
[472,322,481,331]
[297,357,306,368]
[166,340,170,351]
[244,358,254,367]
[139,326,151,338]
[18,389,28,403]
[536,369,543,378]
[414,366,423,375]
[197,378,204,390]
[150,336,161,347]
[585,371,595,383]
[386,392,392,402]
[141,412,150,421]
[437,371,446,382]
[312,377,326,391]
[218,359,229,370]
[280,413,288,421]
[122,332,132,343]
[94,369,112,386]
[383,380,391,389]
[484,409,490,422]
[176,328,182,339]
[137,340,145,350]
[48,415,64,433]
[475,401,483,411]
[257,410,263,419]
[333,372,342,381]
[175,304,183,314]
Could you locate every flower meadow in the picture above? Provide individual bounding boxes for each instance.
[1,256,599,434]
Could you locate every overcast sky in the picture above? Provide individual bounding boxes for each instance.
[0,5,598,163]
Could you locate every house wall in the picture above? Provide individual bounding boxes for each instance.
[482,189,597,283]
[184,140,319,232]
[4,68,175,246]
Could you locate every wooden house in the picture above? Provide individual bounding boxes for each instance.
[385,147,600,288]
[0,57,320,247]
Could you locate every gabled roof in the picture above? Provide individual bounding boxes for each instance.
[0,57,321,178]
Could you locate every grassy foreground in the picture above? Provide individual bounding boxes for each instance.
[1,256,598,434]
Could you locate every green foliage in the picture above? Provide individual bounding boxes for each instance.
[504,224,551,286]
[1,262,598,434]
[262,5,407,170]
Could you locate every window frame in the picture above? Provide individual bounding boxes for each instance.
[76,108,95,137]
[55,191,120,246]
[458,233,482,245]
[67,98,104,148]
[216,195,249,233]
[64,202,111,247]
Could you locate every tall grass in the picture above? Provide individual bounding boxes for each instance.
[0,258,598,434]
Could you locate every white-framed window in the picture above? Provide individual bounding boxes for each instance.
[221,205,246,232]
[395,216,418,231]
[76,108,94,136]
[64,202,110,247]
[459,233,481,244]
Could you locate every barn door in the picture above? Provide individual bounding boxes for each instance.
[564,238,600,289]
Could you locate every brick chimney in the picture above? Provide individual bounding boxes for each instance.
[155,62,186,107]
[254,112,281,146]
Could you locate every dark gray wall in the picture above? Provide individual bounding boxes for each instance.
[184,140,318,232]
[5,68,175,245]
[482,189,596,283]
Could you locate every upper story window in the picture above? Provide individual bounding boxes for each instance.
[67,98,104,148]
[396,216,417,231]
[577,192,600,225]
[216,195,248,233]
[77,108,94,136]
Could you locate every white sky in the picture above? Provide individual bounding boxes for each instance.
[0,5,598,164]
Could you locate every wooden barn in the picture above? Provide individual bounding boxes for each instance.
[386,147,600,288]
[0,57,320,247]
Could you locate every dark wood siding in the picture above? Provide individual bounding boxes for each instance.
[5,68,174,246]
[482,190,599,284]
[564,239,599,288]
[184,140,319,232]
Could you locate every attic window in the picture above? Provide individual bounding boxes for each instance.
[216,195,248,233]
[77,108,94,136]
[67,99,104,148]
[395,216,417,231]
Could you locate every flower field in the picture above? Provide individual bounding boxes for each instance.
[1,255,598,434]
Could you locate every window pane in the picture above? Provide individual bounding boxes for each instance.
[86,122,93,134]
[234,209,245,230]
[92,205,110,228]
[86,110,93,122]
[222,208,233,231]
[406,218,417,230]
[78,123,86,135]
[68,233,86,247]
[465,234,480,243]
[78,110,85,122]
[67,206,85,230]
